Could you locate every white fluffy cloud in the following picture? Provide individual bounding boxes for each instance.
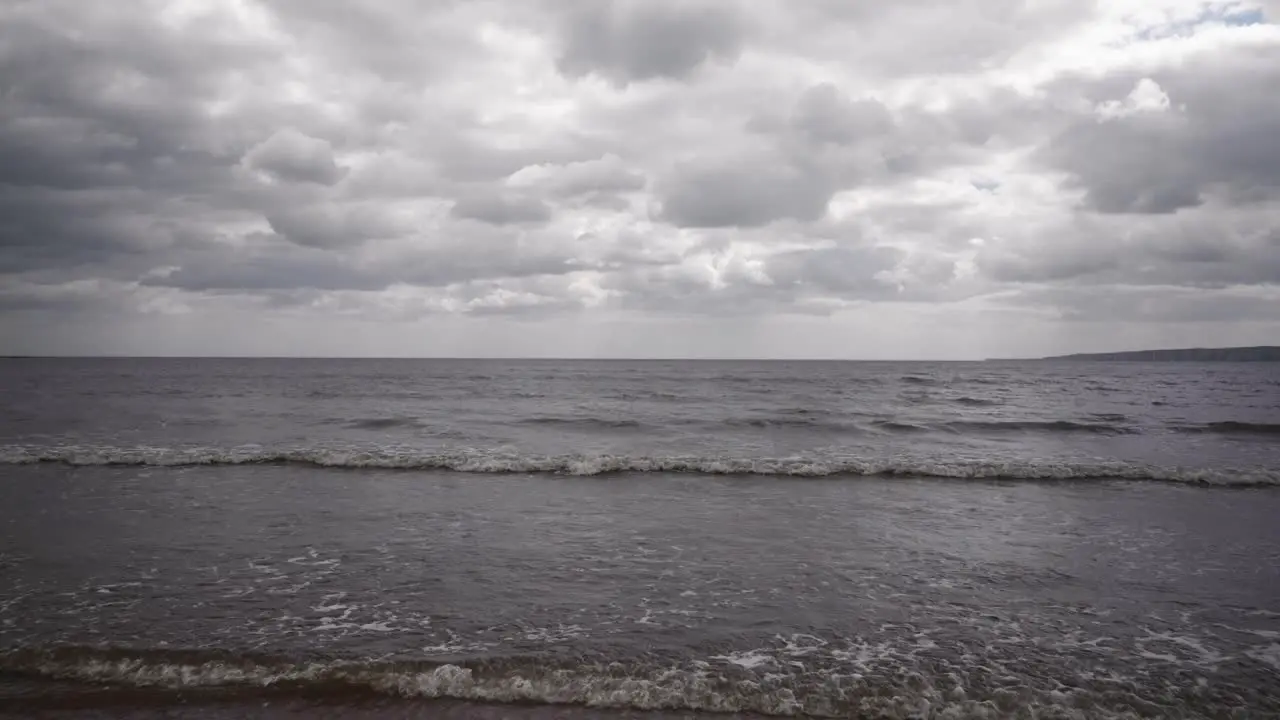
[1,0,1278,358]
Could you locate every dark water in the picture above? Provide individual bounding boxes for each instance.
[1,358,1278,718]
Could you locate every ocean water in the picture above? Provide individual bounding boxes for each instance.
[0,358,1277,718]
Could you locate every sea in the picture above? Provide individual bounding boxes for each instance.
[0,358,1277,719]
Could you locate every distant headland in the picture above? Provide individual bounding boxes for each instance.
[996,346,1280,362]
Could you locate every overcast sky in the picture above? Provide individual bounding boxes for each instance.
[2,0,1279,359]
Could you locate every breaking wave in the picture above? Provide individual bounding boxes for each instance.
[1,444,1275,485]
[3,646,835,717]
[297,408,1272,441]
[0,643,1229,719]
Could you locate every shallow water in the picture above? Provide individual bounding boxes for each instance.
[1,359,1278,717]
[3,466,1279,717]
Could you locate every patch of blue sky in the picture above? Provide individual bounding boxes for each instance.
[1133,4,1266,42]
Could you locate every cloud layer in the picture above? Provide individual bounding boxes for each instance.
[2,0,1278,358]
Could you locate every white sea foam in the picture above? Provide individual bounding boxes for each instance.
[0,645,1188,719]
[511,624,588,644]
[1138,630,1232,670]
[2,444,1276,485]
[1247,643,1280,671]
[712,649,775,670]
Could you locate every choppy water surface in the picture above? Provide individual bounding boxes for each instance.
[1,359,1278,718]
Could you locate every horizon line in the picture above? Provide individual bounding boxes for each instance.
[3,345,1274,362]
[1,354,1028,362]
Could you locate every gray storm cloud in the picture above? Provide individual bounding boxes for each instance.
[1,0,1278,358]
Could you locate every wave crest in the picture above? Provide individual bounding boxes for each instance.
[3,646,815,716]
[952,396,1001,407]
[942,419,1139,435]
[0,642,1196,719]
[0,444,1274,485]
[345,417,423,431]
[515,417,645,430]
[1176,421,1280,436]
